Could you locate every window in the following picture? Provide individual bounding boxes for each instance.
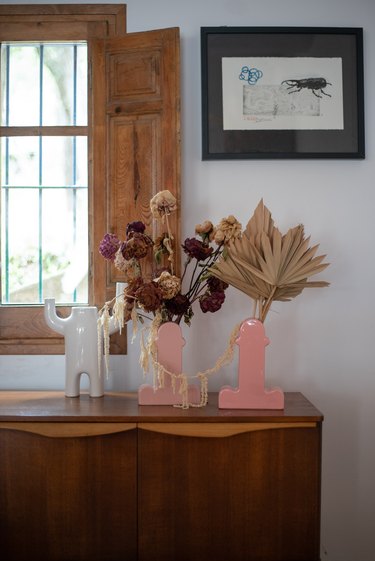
[1,41,88,305]
[0,5,180,355]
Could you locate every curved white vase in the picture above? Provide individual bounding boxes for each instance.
[44,298,120,398]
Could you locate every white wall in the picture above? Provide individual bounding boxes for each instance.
[1,1,374,559]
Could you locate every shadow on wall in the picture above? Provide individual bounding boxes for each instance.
[317,389,361,560]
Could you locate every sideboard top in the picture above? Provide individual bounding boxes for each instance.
[0,391,323,423]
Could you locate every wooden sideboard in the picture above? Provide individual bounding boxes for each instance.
[0,391,323,561]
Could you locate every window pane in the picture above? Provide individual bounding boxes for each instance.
[1,189,40,303]
[1,42,87,127]
[1,44,40,126]
[1,135,88,304]
[42,189,88,303]
[76,44,88,126]
[1,186,88,304]
[42,43,87,126]
[1,137,40,186]
[42,136,88,187]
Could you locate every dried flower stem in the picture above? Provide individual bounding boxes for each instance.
[259,287,277,323]
[164,211,174,275]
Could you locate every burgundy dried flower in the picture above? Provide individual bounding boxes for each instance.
[99,233,121,261]
[126,221,146,238]
[182,238,213,261]
[135,281,163,313]
[125,278,144,303]
[199,291,226,313]
[207,275,229,292]
[164,293,191,316]
[121,233,153,260]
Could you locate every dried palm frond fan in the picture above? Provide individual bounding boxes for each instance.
[209,200,329,322]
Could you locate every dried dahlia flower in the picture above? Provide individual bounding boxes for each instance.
[99,233,121,261]
[121,233,153,260]
[126,221,146,238]
[199,290,226,313]
[150,190,177,219]
[125,278,144,303]
[212,215,242,245]
[195,220,214,238]
[182,238,213,261]
[154,271,181,299]
[207,275,229,292]
[135,281,163,313]
[164,293,191,316]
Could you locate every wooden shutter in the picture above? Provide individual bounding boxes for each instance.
[90,28,181,310]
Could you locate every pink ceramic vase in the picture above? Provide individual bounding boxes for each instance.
[219,318,284,410]
[138,322,200,405]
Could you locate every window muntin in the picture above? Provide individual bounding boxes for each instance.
[0,41,88,305]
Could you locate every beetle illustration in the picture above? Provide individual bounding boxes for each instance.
[281,77,332,98]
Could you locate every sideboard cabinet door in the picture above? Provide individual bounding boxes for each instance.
[137,423,321,561]
[0,425,137,561]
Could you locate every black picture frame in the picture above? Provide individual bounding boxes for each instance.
[201,27,365,159]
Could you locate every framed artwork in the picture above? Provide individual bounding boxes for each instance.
[201,27,365,159]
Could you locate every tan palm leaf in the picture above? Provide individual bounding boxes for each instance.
[210,200,329,322]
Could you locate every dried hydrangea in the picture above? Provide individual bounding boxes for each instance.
[212,215,242,245]
[113,250,139,281]
[150,189,177,219]
[182,238,213,261]
[99,233,121,261]
[154,271,181,299]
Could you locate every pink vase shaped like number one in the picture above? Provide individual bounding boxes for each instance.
[219,318,284,409]
[138,322,200,405]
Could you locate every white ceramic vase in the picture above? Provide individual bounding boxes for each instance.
[44,292,123,398]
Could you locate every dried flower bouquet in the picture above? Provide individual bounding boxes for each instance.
[98,195,329,407]
[99,190,242,329]
[97,191,243,392]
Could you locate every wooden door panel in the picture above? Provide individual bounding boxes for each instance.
[0,427,137,561]
[108,50,161,99]
[109,113,161,270]
[138,426,321,561]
